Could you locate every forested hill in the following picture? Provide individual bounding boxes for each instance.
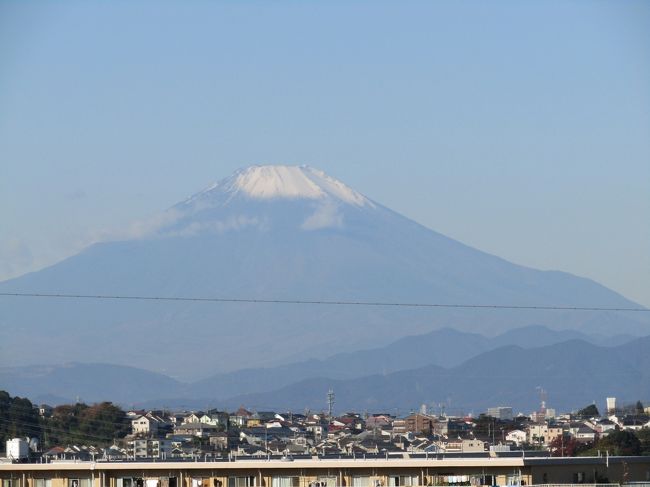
[0,391,129,449]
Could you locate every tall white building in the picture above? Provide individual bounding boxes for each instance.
[606,397,616,415]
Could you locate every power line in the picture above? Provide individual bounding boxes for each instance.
[0,418,122,443]
[0,408,133,429]
[0,292,647,312]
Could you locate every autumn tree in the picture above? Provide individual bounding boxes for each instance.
[549,434,588,457]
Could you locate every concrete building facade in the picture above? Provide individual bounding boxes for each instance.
[2,456,650,487]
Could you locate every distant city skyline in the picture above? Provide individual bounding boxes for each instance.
[1,0,648,306]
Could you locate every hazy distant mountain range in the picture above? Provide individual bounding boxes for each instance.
[190,325,634,401]
[221,335,650,414]
[1,326,647,413]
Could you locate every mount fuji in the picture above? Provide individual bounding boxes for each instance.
[1,165,647,380]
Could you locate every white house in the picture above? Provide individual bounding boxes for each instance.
[505,430,527,447]
[200,414,218,426]
[131,415,160,436]
[183,413,202,424]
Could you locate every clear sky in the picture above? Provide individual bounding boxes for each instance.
[1,0,649,306]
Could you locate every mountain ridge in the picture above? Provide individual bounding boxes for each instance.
[0,326,642,409]
[189,324,634,398]
[219,335,650,413]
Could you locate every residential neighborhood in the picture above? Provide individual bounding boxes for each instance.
[2,391,649,462]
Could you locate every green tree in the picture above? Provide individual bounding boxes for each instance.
[0,390,11,444]
[78,402,129,443]
[594,430,641,456]
[636,429,650,455]
[45,403,87,446]
[0,391,129,449]
[0,391,43,448]
[575,404,599,419]
[472,414,515,441]
[43,401,129,447]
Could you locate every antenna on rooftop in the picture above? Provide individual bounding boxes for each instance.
[536,386,547,417]
[327,389,335,419]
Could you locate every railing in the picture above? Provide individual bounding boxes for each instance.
[13,453,650,465]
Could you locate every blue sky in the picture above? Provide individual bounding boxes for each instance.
[1,0,649,306]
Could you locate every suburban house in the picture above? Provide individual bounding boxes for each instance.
[131,415,161,437]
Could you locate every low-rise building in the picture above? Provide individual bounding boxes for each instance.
[528,424,563,446]
[127,439,175,459]
[5,438,29,460]
[394,414,439,435]
[505,429,527,447]
[442,438,486,453]
[3,455,650,486]
[486,407,513,421]
[131,415,161,437]
[174,422,221,438]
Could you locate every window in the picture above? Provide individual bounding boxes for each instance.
[352,477,370,487]
[117,479,142,487]
[480,476,494,486]
[271,479,298,487]
[311,478,336,487]
[3,480,15,487]
[69,480,90,487]
[389,476,417,487]
[35,480,52,487]
[505,475,520,486]
[228,478,256,487]
[572,473,585,484]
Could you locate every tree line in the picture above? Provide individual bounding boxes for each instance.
[549,429,650,457]
[0,390,129,449]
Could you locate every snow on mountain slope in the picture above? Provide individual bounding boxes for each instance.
[131,165,374,238]
[211,165,372,206]
[181,165,370,211]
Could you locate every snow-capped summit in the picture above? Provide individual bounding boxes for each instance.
[192,165,372,207]
[147,165,378,237]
